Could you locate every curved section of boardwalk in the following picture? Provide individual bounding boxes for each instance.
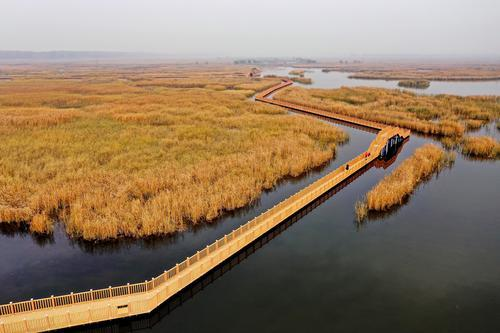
[0,80,410,333]
[256,80,385,131]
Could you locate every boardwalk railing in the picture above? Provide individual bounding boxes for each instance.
[0,80,410,333]
[256,79,386,131]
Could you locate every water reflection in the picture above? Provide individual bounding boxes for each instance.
[0,222,55,247]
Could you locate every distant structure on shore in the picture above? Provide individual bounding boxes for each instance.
[248,67,262,77]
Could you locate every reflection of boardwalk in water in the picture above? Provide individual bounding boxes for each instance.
[0,81,410,333]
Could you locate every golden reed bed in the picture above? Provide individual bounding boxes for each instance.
[0,65,348,240]
[274,86,499,137]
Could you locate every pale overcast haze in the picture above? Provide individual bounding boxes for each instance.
[1,0,499,57]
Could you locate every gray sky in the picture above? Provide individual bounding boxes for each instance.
[1,0,499,57]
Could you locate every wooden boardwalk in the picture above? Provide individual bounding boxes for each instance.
[0,80,410,333]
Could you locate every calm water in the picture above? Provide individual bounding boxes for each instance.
[0,74,499,332]
[262,67,500,96]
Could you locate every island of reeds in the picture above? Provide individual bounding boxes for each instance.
[291,77,313,84]
[397,80,430,89]
[315,62,500,81]
[288,69,305,76]
[460,136,500,159]
[355,144,455,221]
[0,65,348,240]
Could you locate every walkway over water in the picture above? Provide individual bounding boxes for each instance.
[0,81,410,333]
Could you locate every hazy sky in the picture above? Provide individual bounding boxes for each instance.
[1,0,499,57]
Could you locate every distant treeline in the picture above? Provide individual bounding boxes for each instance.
[234,58,316,65]
[0,51,181,62]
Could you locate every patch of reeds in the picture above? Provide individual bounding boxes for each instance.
[355,144,455,221]
[439,136,461,149]
[354,201,368,222]
[0,107,82,127]
[289,70,305,76]
[464,119,484,130]
[460,136,500,159]
[398,80,430,89]
[291,77,312,84]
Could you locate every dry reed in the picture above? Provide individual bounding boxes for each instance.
[289,70,305,76]
[291,77,312,84]
[354,201,368,222]
[397,80,430,89]
[460,136,500,159]
[464,119,484,130]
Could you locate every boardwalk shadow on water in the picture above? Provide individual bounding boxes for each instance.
[62,152,403,333]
